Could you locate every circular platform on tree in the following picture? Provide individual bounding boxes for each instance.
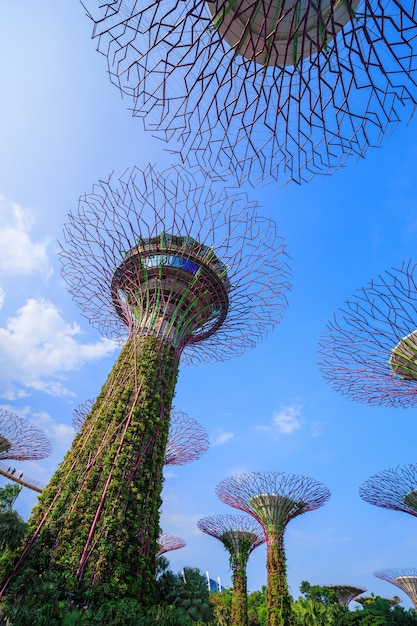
[389,331,417,381]
[206,0,358,66]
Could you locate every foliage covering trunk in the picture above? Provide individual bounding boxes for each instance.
[266,534,292,626]
[0,336,179,610]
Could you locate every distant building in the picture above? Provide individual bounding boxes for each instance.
[205,571,226,593]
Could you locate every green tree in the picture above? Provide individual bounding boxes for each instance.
[0,483,27,552]
[170,567,214,623]
[210,589,232,625]
[299,581,338,606]
[247,588,267,626]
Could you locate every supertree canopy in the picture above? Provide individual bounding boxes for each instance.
[0,409,51,461]
[72,399,94,433]
[216,471,330,626]
[355,595,402,607]
[198,513,265,626]
[157,533,186,557]
[83,0,417,186]
[359,463,417,518]
[318,261,417,408]
[0,164,290,611]
[374,568,417,609]
[323,585,367,606]
[164,410,209,466]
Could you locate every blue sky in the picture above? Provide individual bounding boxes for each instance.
[1,0,417,610]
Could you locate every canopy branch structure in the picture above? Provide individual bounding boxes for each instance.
[0,409,51,461]
[157,533,186,557]
[216,471,330,626]
[164,410,209,466]
[318,261,417,408]
[0,164,291,611]
[374,568,417,609]
[360,463,417,518]
[198,513,265,625]
[83,0,417,186]
[323,585,367,606]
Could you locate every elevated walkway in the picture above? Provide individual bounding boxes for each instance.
[0,461,45,493]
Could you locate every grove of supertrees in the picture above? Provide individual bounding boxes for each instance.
[0,164,291,610]
[359,463,417,518]
[375,568,417,609]
[216,471,331,626]
[318,261,417,408]
[82,0,417,186]
[198,513,265,626]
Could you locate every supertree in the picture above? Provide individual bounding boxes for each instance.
[0,409,51,462]
[0,164,290,609]
[82,0,417,187]
[74,401,209,466]
[359,463,417,518]
[374,568,417,608]
[157,533,186,557]
[198,513,265,626]
[216,471,331,626]
[318,261,417,408]
[322,585,366,606]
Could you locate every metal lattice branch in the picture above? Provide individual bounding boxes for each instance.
[157,533,186,556]
[216,471,331,534]
[74,402,209,465]
[318,261,417,408]
[323,585,367,606]
[164,410,209,466]
[359,464,417,518]
[83,0,417,187]
[60,163,291,364]
[0,409,51,461]
[374,568,417,609]
[72,399,94,432]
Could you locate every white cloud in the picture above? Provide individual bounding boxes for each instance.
[0,198,51,278]
[0,298,117,397]
[211,431,234,446]
[256,403,303,436]
[31,410,75,449]
[272,405,302,434]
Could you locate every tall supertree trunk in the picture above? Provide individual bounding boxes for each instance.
[231,556,249,626]
[266,534,292,626]
[4,335,179,605]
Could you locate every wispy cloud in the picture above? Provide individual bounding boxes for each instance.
[272,405,302,434]
[0,198,51,278]
[211,430,234,446]
[0,298,117,398]
[257,403,303,436]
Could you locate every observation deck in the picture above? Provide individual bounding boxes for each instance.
[389,331,417,381]
[111,233,230,347]
[206,0,358,66]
